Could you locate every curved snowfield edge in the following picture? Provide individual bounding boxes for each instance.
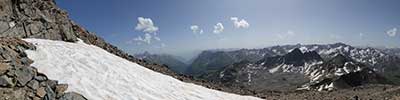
[23,39,262,100]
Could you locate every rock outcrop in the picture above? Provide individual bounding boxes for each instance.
[0,37,86,100]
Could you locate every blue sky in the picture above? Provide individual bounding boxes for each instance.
[56,0,399,58]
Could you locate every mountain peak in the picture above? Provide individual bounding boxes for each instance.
[331,42,349,47]
[304,51,323,61]
[287,48,303,56]
[282,48,322,66]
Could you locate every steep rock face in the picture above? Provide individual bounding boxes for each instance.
[0,37,86,100]
[0,0,77,41]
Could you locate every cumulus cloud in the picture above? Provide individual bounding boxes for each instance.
[190,25,204,34]
[213,23,224,34]
[133,33,152,44]
[130,17,162,45]
[135,17,159,33]
[386,28,397,37]
[130,33,162,45]
[230,17,249,29]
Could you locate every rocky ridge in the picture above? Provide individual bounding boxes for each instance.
[0,37,86,100]
[186,43,394,76]
[203,48,390,95]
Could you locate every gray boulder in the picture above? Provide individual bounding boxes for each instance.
[59,92,87,100]
[15,66,35,86]
[0,75,14,87]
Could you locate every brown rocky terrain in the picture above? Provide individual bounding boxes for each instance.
[266,84,400,100]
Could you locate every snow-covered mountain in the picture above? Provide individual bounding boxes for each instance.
[206,48,389,92]
[24,39,261,100]
[382,48,400,58]
[187,43,400,93]
[187,43,395,77]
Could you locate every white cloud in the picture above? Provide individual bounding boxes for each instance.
[213,23,224,34]
[386,28,397,37]
[130,33,162,45]
[135,17,159,33]
[154,36,161,41]
[131,17,162,45]
[190,25,204,34]
[230,17,249,29]
[133,33,152,44]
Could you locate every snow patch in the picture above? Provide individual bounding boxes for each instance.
[24,39,261,100]
[299,46,308,53]
[8,21,15,28]
[268,65,280,73]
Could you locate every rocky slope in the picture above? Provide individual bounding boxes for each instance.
[0,37,85,100]
[266,84,400,100]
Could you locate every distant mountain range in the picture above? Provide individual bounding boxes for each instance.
[382,48,400,58]
[134,52,188,73]
[184,43,400,91]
